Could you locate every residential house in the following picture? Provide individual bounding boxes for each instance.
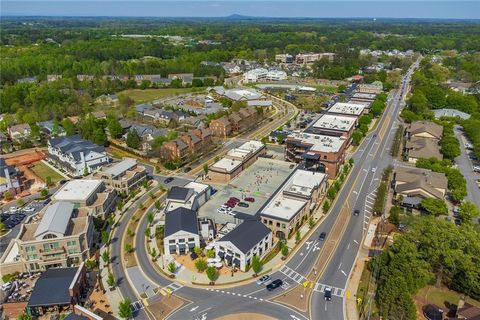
[0,158,24,197]
[93,158,147,194]
[406,121,444,140]
[47,135,110,177]
[168,73,194,86]
[8,124,31,142]
[210,116,232,138]
[47,75,62,82]
[38,120,65,137]
[0,203,95,274]
[275,54,294,64]
[405,137,443,163]
[393,166,448,207]
[215,219,273,272]
[161,129,212,161]
[260,170,327,239]
[433,109,471,120]
[164,207,200,256]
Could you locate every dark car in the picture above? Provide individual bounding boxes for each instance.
[164,177,174,184]
[319,232,326,241]
[324,287,332,301]
[244,197,255,202]
[225,202,236,208]
[183,167,192,173]
[266,279,283,291]
[238,202,249,208]
[43,198,51,205]
[229,197,240,203]
[353,209,360,216]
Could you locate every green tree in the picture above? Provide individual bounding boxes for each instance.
[101,250,110,264]
[118,299,133,319]
[126,129,141,149]
[281,243,289,258]
[147,212,154,225]
[167,261,177,274]
[194,246,202,256]
[144,227,151,238]
[150,247,157,259]
[203,164,209,174]
[251,255,263,275]
[420,198,448,216]
[154,200,163,211]
[106,272,116,288]
[458,201,480,224]
[101,230,110,244]
[206,266,218,283]
[352,129,363,145]
[206,249,215,258]
[295,230,301,242]
[322,200,331,213]
[3,191,12,201]
[61,118,76,135]
[195,258,208,272]
[388,206,402,226]
[124,243,133,253]
[17,313,32,320]
[107,114,123,138]
[309,216,315,228]
[85,259,97,270]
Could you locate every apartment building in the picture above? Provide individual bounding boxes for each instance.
[161,129,212,161]
[295,53,335,64]
[52,179,117,218]
[260,170,327,239]
[285,132,347,178]
[209,140,266,182]
[357,83,383,94]
[47,135,110,177]
[0,202,95,274]
[94,158,147,193]
[209,107,259,137]
[243,68,287,83]
[275,54,294,64]
[210,116,232,138]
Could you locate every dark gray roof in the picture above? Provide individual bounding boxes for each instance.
[27,267,79,307]
[164,207,198,237]
[64,314,89,320]
[0,158,18,178]
[219,220,271,254]
[167,186,193,201]
[49,135,105,161]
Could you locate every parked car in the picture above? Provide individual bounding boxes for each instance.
[183,167,192,173]
[319,232,326,241]
[353,209,360,216]
[164,177,174,184]
[256,275,271,285]
[217,208,227,214]
[238,202,249,208]
[9,206,18,213]
[1,282,12,291]
[225,202,236,208]
[324,287,332,301]
[473,166,480,173]
[229,197,240,203]
[266,279,283,291]
[24,206,35,212]
[244,197,255,202]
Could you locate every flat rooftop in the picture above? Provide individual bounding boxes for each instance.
[103,158,137,178]
[184,181,210,194]
[210,158,243,173]
[199,158,296,224]
[313,114,356,132]
[351,92,377,100]
[53,180,102,202]
[261,194,306,221]
[283,170,327,197]
[328,102,366,116]
[288,132,347,153]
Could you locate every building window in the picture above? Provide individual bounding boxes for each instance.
[178,239,185,243]
[282,223,286,228]
[67,241,76,247]
[188,238,195,242]
[276,222,280,227]
[43,242,60,252]
[269,220,273,225]
[68,249,78,255]
[263,219,267,224]
[324,155,327,159]
[26,246,36,253]
[27,254,38,261]
[169,240,175,244]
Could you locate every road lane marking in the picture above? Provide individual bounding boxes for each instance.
[341,270,347,276]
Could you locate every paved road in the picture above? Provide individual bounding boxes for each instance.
[453,125,480,211]
[313,59,421,320]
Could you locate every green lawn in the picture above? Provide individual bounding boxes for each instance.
[30,162,64,184]
[416,285,480,309]
[119,87,206,103]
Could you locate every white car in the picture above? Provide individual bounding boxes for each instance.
[9,206,18,213]
[24,206,35,212]
[217,208,227,214]
[1,282,12,291]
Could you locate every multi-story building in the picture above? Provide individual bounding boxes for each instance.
[260,170,327,239]
[310,114,357,141]
[285,132,347,178]
[327,102,367,118]
[295,53,335,64]
[47,135,110,177]
[209,140,266,182]
[164,182,212,213]
[164,207,200,256]
[243,68,287,83]
[275,54,294,64]
[215,219,272,272]
[405,121,443,140]
[0,158,23,197]
[0,202,95,274]
[210,116,232,138]
[357,83,383,94]
[161,129,212,161]
[52,179,117,218]
[93,158,147,194]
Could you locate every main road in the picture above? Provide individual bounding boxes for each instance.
[111,60,419,319]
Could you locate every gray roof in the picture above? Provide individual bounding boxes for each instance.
[167,186,194,201]
[164,207,198,237]
[104,158,137,178]
[219,219,271,254]
[0,158,18,178]
[49,135,106,161]
[433,108,471,120]
[27,267,79,307]
[35,202,74,239]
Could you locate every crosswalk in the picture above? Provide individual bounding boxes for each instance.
[131,300,144,312]
[279,265,345,298]
[159,282,183,296]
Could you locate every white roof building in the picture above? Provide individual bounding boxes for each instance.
[328,102,366,117]
[53,180,103,203]
[287,132,346,153]
[313,114,357,133]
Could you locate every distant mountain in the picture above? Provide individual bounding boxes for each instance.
[225,14,254,20]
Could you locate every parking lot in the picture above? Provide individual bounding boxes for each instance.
[198,158,296,224]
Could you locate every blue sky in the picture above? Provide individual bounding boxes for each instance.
[2,1,480,19]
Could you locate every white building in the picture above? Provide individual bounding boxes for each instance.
[328,102,366,117]
[164,207,200,256]
[47,135,110,177]
[215,219,272,271]
[164,182,212,212]
[243,68,287,83]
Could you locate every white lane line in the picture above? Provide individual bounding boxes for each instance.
[353,239,359,245]
[341,270,347,276]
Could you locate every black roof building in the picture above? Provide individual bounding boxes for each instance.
[164,207,199,237]
[48,135,106,162]
[220,219,271,254]
[167,186,194,201]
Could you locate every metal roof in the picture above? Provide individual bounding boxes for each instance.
[34,201,74,239]
[104,158,137,178]
[164,207,198,237]
[27,267,79,307]
[219,219,271,254]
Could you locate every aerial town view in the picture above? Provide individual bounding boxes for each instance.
[0,1,479,320]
